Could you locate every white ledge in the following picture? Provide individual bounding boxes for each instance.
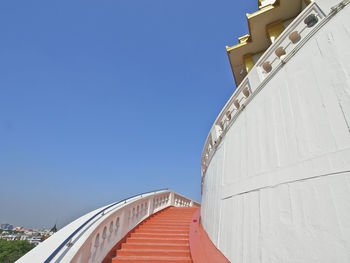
[201,2,328,181]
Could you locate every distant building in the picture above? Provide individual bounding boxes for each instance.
[1,223,14,230]
[27,237,42,246]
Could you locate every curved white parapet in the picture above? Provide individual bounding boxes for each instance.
[201,2,329,180]
[201,1,350,263]
[17,190,199,263]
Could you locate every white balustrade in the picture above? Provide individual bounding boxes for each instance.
[17,190,199,263]
[256,3,326,80]
[201,2,327,180]
[173,193,193,207]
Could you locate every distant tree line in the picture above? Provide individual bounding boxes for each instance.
[0,239,34,263]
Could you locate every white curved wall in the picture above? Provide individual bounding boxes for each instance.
[201,3,350,263]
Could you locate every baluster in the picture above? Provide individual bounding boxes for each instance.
[101,227,107,252]
[115,217,120,235]
[132,208,136,223]
[92,234,100,262]
[108,221,113,242]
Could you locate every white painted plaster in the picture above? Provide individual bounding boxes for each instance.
[201,2,350,262]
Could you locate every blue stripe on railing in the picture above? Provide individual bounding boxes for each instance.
[44,188,168,263]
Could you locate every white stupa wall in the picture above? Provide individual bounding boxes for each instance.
[201,3,350,263]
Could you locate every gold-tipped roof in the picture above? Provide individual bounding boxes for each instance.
[227,0,305,86]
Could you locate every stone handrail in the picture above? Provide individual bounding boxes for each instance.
[17,190,199,263]
[201,1,330,180]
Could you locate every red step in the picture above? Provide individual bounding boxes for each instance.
[143,224,191,227]
[110,207,197,263]
[130,232,188,239]
[126,237,189,245]
[117,249,190,257]
[122,243,189,250]
[138,225,189,229]
[134,228,188,234]
[112,256,192,262]
[137,227,191,232]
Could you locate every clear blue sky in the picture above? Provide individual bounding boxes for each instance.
[0,0,257,229]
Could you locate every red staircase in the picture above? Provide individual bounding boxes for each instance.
[111,207,197,263]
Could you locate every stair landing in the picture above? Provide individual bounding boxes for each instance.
[111,207,197,263]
